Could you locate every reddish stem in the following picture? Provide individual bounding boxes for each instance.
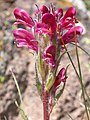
[42,81,49,120]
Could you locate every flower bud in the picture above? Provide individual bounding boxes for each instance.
[43,44,56,67]
[55,8,63,19]
[45,74,55,92]
[64,7,76,19]
[53,68,67,91]
[40,5,49,15]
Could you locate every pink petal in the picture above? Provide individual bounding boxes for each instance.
[13,28,38,52]
[54,68,67,89]
[43,44,56,67]
[17,42,27,48]
[55,8,63,19]
[64,7,76,19]
[45,44,56,58]
[35,22,50,34]
[28,40,38,52]
[40,5,49,14]
[61,26,83,44]
[13,28,35,40]
[14,8,34,27]
[42,13,56,33]
[58,68,66,81]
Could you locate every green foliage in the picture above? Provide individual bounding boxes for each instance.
[35,62,42,96]
[55,83,65,100]
[19,108,28,120]
[0,75,5,83]
[83,0,90,10]
[11,69,28,120]
[15,101,28,120]
[64,41,90,120]
[38,51,45,80]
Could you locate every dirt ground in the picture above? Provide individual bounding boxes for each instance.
[0,0,90,120]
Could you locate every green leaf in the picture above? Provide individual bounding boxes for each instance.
[51,83,66,111]
[38,51,45,80]
[35,62,42,96]
[11,69,22,103]
[71,43,90,57]
[19,108,28,120]
[55,83,65,101]
[65,64,70,75]
[15,101,28,120]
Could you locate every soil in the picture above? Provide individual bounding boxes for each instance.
[0,0,90,120]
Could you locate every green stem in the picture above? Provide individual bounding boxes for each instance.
[11,69,22,103]
[71,43,90,57]
[70,44,90,101]
[75,45,90,120]
[74,23,89,120]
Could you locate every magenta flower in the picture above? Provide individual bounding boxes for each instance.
[63,7,76,19]
[13,6,83,50]
[55,8,63,20]
[42,13,57,36]
[14,8,34,28]
[40,5,49,15]
[35,22,50,35]
[60,7,77,30]
[54,68,67,89]
[60,26,83,45]
[43,45,56,67]
[13,28,38,52]
[34,5,49,16]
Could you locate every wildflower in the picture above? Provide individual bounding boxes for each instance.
[42,13,57,37]
[54,68,67,90]
[43,44,56,67]
[13,28,38,52]
[63,7,76,19]
[59,7,77,30]
[13,5,84,120]
[55,8,63,21]
[40,5,49,15]
[14,8,34,28]
[35,22,50,35]
[34,5,49,15]
[60,26,83,45]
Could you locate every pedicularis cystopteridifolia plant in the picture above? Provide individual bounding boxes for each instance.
[13,4,87,120]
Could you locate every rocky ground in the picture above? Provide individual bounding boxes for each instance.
[0,0,90,120]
